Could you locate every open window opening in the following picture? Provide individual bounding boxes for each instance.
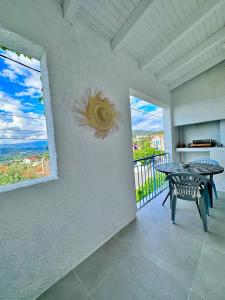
[130,95,168,209]
[0,36,57,192]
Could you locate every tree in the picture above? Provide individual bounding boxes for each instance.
[133,136,163,162]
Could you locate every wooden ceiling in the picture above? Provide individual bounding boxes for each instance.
[63,0,225,90]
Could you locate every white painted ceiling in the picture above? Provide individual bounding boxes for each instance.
[63,0,225,90]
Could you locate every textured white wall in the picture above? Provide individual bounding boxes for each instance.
[0,1,171,299]
[172,61,225,126]
[181,121,221,145]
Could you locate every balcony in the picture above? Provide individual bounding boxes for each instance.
[3,1,225,300]
[134,153,169,209]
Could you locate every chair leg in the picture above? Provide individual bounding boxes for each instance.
[212,180,218,200]
[199,198,208,232]
[203,188,210,216]
[171,195,177,224]
[195,201,201,217]
[207,181,213,208]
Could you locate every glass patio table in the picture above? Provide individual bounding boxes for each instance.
[156,162,224,206]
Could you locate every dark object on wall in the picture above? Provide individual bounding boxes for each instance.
[177,143,186,148]
[189,139,216,148]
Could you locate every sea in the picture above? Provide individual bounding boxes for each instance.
[0,141,48,162]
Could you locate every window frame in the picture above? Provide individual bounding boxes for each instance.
[0,26,58,193]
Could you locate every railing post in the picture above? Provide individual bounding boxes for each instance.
[152,156,157,196]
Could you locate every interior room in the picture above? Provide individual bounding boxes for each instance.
[1,1,225,299]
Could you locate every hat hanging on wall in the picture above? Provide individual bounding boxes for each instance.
[72,88,121,139]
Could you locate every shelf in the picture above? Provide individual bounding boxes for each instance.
[176,147,225,153]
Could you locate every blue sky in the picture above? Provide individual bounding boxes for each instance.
[130,96,163,131]
[0,48,47,144]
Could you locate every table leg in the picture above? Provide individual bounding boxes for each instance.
[162,191,170,206]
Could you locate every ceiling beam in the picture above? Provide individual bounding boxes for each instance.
[169,51,225,91]
[140,0,225,69]
[63,0,81,24]
[111,0,155,51]
[157,26,225,83]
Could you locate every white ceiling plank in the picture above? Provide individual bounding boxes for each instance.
[169,51,225,90]
[140,0,225,69]
[158,26,225,82]
[63,0,81,24]
[111,0,156,51]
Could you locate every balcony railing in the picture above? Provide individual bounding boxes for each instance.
[133,153,169,209]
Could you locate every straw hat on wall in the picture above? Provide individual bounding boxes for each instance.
[72,88,121,139]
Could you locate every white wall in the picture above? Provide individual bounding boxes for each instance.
[0,1,171,299]
[181,121,221,145]
[172,61,225,126]
[171,64,225,189]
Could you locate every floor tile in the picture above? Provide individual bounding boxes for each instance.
[115,217,154,248]
[93,251,188,300]
[144,194,208,238]
[192,246,225,300]
[189,290,206,300]
[214,198,225,209]
[205,206,225,253]
[136,194,170,225]
[75,236,129,295]
[37,271,90,300]
[37,193,225,300]
[135,222,204,289]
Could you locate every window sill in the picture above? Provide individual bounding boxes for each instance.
[0,174,59,194]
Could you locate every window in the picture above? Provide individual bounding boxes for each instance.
[0,39,57,192]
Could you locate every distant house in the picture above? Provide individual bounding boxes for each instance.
[23,156,39,165]
[150,134,165,150]
[134,134,148,140]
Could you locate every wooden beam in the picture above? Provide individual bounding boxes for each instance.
[169,51,225,90]
[63,0,80,24]
[158,26,225,82]
[140,0,225,69]
[111,0,155,51]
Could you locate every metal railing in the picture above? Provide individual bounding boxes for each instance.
[133,153,169,209]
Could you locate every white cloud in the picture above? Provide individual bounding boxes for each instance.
[130,96,164,131]
[2,50,40,71]
[0,49,42,98]
[0,69,17,81]
[131,107,163,131]
[0,92,47,144]
[0,50,46,144]
[130,97,151,110]
[0,91,22,113]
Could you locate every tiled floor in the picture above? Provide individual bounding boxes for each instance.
[38,190,225,300]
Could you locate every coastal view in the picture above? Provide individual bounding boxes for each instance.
[0,46,50,185]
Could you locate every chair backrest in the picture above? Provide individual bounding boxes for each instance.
[168,173,208,201]
[193,158,219,166]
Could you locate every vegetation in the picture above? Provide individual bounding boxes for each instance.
[0,162,38,185]
[42,151,49,159]
[133,139,163,161]
[0,153,49,185]
[136,172,166,203]
[0,45,31,59]
[133,135,166,203]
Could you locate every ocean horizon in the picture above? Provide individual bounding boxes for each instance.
[0,141,48,161]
